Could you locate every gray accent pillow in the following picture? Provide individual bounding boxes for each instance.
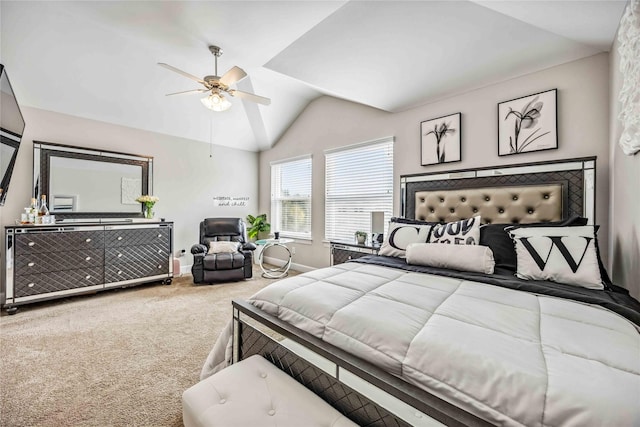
[208,241,240,254]
[406,243,495,274]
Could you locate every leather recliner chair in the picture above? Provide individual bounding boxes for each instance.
[191,218,256,283]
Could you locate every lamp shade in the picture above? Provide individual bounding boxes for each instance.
[201,91,232,112]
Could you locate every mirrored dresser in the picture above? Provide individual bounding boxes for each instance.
[3,221,173,314]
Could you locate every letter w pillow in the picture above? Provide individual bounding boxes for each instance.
[508,226,603,289]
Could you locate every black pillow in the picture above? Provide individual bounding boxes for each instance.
[391,217,439,225]
[479,215,588,273]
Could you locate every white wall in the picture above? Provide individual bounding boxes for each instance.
[609,30,640,300]
[2,107,259,270]
[260,53,612,271]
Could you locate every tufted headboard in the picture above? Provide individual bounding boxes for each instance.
[415,184,563,224]
[401,158,596,225]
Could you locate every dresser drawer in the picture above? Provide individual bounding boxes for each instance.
[15,249,104,275]
[105,228,170,248]
[15,231,104,255]
[105,259,170,283]
[15,267,104,298]
[105,244,169,265]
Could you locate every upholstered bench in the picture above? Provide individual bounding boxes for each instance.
[182,355,358,427]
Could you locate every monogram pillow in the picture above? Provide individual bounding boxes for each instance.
[508,226,603,289]
[429,216,481,245]
[378,220,432,258]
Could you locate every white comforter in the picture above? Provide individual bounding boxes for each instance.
[203,263,640,426]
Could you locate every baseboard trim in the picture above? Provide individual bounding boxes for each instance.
[263,256,315,273]
[179,264,191,276]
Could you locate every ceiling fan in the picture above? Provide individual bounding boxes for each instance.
[158,45,271,112]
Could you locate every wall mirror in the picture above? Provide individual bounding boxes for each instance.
[0,64,26,206]
[33,141,153,219]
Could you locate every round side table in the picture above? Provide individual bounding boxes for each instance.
[256,238,294,279]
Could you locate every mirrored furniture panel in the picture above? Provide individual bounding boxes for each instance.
[3,221,173,314]
[0,64,26,206]
[330,240,380,265]
[33,141,153,219]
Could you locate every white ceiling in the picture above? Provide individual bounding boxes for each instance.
[0,1,627,152]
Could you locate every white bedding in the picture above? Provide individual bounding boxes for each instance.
[202,263,640,426]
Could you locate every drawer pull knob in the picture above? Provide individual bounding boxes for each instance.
[158,249,162,254]
[117,253,123,258]
[157,234,162,238]
[28,262,35,267]
[28,242,35,247]
[118,270,123,275]
[85,257,91,261]
[158,265,162,269]
[85,238,92,243]
[85,275,91,280]
[28,283,35,288]
[117,236,123,241]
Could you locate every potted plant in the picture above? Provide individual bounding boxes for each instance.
[355,231,367,245]
[246,214,271,241]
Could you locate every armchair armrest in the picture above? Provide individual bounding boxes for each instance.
[242,242,257,251]
[191,244,208,255]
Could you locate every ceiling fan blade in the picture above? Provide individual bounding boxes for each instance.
[228,89,271,105]
[219,66,248,87]
[165,89,208,96]
[158,63,205,84]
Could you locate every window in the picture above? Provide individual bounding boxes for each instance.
[271,156,312,240]
[325,137,394,242]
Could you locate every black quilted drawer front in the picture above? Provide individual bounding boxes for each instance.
[332,248,371,265]
[15,249,104,275]
[105,260,170,283]
[105,228,170,248]
[105,244,169,265]
[15,267,104,298]
[15,231,104,255]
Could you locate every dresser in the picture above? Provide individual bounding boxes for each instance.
[3,221,173,314]
[330,240,380,265]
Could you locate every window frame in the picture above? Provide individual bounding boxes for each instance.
[324,137,394,243]
[270,154,313,241]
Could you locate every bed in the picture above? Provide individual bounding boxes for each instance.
[201,157,640,427]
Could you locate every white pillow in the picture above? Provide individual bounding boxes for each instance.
[378,221,432,258]
[508,226,603,289]
[208,241,240,254]
[406,243,495,274]
[430,216,481,245]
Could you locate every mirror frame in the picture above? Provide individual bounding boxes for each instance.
[0,64,26,206]
[33,141,154,219]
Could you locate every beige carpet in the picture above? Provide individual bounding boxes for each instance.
[0,266,296,427]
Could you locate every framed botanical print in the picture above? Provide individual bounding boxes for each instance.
[498,89,558,156]
[420,112,461,166]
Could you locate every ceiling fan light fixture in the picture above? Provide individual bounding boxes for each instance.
[201,91,231,112]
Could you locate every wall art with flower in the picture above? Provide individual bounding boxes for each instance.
[498,89,557,156]
[420,112,461,166]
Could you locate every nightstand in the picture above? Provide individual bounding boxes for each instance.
[330,240,380,265]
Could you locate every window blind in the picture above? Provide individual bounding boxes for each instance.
[271,156,312,240]
[325,138,394,242]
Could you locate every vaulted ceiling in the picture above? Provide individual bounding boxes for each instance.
[0,1,627,152]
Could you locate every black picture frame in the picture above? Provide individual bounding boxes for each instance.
[498,89,558,156]
[420,112,462,166]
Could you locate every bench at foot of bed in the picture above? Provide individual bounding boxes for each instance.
[182,354,358,427]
